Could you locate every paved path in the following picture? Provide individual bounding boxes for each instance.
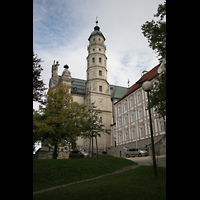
[126,155,166,167]
[33,164,139,195]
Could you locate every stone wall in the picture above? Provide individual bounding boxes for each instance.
[107,135,166,158]
[34,150,69,159]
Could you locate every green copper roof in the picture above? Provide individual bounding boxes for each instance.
[71,78,128,99]
[88,25,106,41]
[71,78,86,95]
[110,85,129,99]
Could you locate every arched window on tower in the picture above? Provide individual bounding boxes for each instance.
[99,85,102,92]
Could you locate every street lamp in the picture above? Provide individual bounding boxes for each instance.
[142,81,157,177]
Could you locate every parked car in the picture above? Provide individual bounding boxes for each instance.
[69,150,90,158]
[125,148,148,157]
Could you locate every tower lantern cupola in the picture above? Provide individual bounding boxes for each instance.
[88,21,106,41]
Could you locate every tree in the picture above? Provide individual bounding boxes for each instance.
[141,0,166,59]
[34,84,87,159]
[149,70,166,120]
[33,109,42,152]
[141,1,166,122]
[81,102,109,158]
[33,51,47,104]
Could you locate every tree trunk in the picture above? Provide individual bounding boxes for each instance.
[92,134,93,158]
[52,144,58,159]
[163,116,166,134]
[89,137,91,154]
[96,136,98,158]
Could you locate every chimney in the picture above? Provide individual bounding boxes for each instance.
[142,70,148,76]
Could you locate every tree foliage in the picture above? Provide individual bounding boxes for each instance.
[33,51,47,104]
[33,85,88,159]
[141,1,166,121]
[33,109,42,152]
[149,71,166,119]
[141,0,166,59]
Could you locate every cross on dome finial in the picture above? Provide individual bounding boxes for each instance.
[96,16,98,25]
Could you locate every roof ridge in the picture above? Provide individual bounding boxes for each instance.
[114,63,160,104]
[71,77,86,81]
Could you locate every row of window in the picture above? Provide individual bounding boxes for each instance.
[118,111,143,127]
[92,48,102,51]
[88,57,106,67]
[116,121,165,142]
[117,119,165,133]
[117,92,145,114]
[86,85,103,93]
[118,128,144,142]
[92,57,101,63]
[88,70,103,79]
[93,38,101,41]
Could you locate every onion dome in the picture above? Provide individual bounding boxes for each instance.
[88,21,106,41]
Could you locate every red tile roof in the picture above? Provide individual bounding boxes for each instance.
[114,63,160,104]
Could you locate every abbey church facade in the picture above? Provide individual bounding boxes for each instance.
[40,22,166,157]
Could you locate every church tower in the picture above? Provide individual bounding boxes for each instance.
[84,20,112,152]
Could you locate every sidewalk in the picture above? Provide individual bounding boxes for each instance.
[33,164,139,195]
[127,155,166,167]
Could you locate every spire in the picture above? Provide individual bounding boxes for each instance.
[88,17,106,41]
[96,16,98,26]
[128,79,130,87]
[94,16,100,31]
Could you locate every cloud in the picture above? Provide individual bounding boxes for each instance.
[33,0,164,110]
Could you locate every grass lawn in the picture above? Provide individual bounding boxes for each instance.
[33,166,166,200]
[33,156,137,192]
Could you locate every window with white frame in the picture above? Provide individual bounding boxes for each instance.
[124,102,127,111]
[139,110,143,119]
[130,98,134,107]
[160,121,165,131]
[132,130,136,139]
[137,93,141,103]
[131,113,135,122]
[115,107,117,116]
[119,134,122,142]
[125,132,129,141]
[118,106,121,114]
[113,128,116,138]
[140,127,144,137]
[118,119,121,127]
[124,117,128,125]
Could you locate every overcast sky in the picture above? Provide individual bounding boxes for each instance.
[33,0,165,110]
